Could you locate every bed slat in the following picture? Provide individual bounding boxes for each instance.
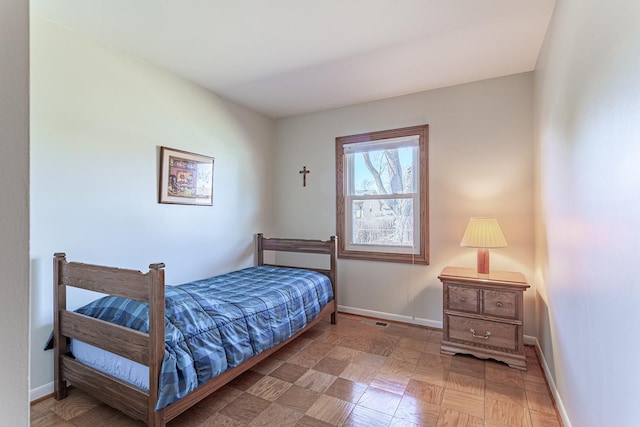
[61,262,152,302]
[62,356,149,422]
[261,263,330,278]
[260,236,333,254]
[60,311,149,365]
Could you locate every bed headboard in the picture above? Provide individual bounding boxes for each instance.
[255,233,337,302]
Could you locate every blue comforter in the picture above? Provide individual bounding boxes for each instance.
[75,265,334,409]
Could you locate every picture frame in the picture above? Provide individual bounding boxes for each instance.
[159,146,214,206]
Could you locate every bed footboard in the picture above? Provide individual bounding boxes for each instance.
[53,253,166,424]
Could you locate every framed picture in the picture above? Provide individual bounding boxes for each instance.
[159,146,214,205]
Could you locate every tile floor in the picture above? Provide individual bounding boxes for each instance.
[31,313,562,426]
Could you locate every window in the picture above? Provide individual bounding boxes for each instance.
[336,125,429,264]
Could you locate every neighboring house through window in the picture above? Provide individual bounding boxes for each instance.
[335,125,429,264]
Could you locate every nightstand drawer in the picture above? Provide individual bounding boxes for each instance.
[447,285,480,313]
[447,315,518,352]
[483,289,518,319]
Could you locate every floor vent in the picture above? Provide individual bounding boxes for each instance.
[360,319,389,327]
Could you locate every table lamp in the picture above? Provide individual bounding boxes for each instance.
[460,217,507,274]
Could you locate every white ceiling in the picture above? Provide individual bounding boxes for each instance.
[31,0,556,119]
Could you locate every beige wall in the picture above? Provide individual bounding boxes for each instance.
[29,16,275,399]
[275,73,535,331]
[534,0,640,425]
[0,0,30,424]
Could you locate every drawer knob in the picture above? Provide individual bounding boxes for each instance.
[459,297,467,302]
[496,301,503,308]
[470,328,491,340]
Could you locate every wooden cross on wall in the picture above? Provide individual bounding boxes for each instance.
[299,166,310,187]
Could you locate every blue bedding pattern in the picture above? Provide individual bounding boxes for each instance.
[75,265,333,410]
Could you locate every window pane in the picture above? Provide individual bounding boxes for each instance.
[351,147,415,196]
[351,198,414,247]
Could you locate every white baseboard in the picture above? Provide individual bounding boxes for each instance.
[338,305,442,329]
[530,338,572,427]
[30,382,54,402]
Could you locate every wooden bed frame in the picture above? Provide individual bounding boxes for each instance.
[53,233,337,426]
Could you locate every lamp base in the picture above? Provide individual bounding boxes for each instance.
[477,248,490,274]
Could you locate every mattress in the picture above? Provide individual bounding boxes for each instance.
[71,338,149,390]
[73,265,333,409]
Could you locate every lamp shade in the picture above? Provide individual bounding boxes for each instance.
[460,217,507,248]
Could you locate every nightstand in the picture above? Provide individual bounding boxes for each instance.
[439,267,530,370]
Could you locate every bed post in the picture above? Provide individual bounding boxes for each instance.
[53,253,68,400]
[329,236,338,325]
[148,262,166,427]
[256,233,264,266]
